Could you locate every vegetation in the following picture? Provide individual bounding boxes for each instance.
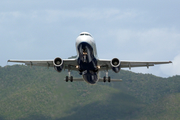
[0,65,180,120]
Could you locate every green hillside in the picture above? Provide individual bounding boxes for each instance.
[0,65,180,120]
[137,93,180,120]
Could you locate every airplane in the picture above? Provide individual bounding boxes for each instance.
[8,32,172,84]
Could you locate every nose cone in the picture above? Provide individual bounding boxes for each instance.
[76,36,91,43]
[76,35,94,47]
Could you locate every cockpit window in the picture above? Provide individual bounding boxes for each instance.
[80,33,92,37]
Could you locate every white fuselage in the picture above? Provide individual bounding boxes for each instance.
[76,32,98,59]
[75,32,99,84]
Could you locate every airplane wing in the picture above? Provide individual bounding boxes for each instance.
[7,59,78,71]
[98,59,172,70]
[120,61,172,69]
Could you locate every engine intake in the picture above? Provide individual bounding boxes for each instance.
[110,58,121,73]
[53,57,63,72]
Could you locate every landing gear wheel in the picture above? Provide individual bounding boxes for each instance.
[70,76,73,82]
[103,76,106,82]
[103,76,111,83]
[108,77,111,82]
[66,76,68,82]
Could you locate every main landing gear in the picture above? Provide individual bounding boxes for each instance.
[103,71,111,82]
[65,70,73,82]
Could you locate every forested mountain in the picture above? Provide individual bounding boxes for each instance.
[0,65,180,120]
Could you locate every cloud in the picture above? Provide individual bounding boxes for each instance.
[100,28,180,77]
[0,1,179,78]
[108,28,180,60]
[160,54,180,76]
[45,9,140,24]
[0,8,139,24]
[0,11,21,22]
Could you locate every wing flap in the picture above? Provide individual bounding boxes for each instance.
[8,60,54,67]
[121,61,172,68]
[7,59,78,70]
[97,59,172,71]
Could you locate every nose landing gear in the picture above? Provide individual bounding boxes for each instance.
[82,48,88,63]
[83,55,87,63]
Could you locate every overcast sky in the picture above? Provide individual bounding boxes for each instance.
[0,0,180,77]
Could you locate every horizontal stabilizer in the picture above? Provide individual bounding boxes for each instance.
[99,78,122,82]
[64,78,84,82]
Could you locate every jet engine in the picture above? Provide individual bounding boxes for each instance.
[110,58,121,73]
[53,57,64,72]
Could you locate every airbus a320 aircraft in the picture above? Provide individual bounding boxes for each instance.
[8,32,172,84]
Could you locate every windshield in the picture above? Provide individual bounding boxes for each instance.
[80,33,92,37]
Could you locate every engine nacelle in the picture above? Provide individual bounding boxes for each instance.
[53,57,64,72]
[110,58,121,73]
